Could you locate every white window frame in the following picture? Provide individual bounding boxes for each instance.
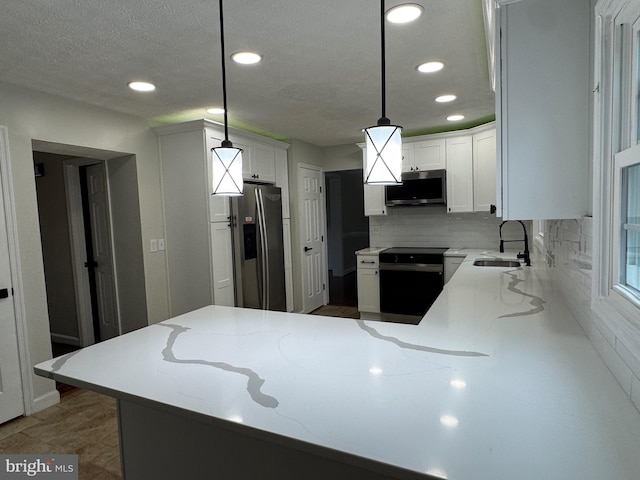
[593,0,640,330]
[612,145,640,307]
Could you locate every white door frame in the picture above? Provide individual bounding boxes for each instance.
[297,163,329,312]
[63,158,121,346]
[0,126,34,415]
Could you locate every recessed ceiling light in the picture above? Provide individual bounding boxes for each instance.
[207,107,225,115]
[231,51,262,65]
[128,81,156,92]
[386,4,423,24]
[447,114,465,122]
[417,61,445,73]
[436,95,457,103]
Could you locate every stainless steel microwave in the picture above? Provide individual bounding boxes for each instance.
[385,169,446,206]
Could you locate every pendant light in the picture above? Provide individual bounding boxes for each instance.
[363,0,403,186]
[211,0,243,196]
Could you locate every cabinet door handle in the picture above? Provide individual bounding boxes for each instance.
[361,260,375,264]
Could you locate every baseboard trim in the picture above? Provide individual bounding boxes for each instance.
[32,389,60,413]
[51,334,81,346]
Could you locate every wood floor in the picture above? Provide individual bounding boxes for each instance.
[0,390,120,479]
[0,304,360,479]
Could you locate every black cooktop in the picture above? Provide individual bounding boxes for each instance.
[379,247,448,264]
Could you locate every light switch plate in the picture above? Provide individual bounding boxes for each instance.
[150,239,158,252]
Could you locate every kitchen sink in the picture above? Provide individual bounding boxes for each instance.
[473,259,521,267]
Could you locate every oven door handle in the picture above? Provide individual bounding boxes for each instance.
[379,263,443,273]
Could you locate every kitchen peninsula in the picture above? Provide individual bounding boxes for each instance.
[35,255,640,480]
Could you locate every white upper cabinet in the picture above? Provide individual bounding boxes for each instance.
[250,144,277,184]
[445,136,474,213]
[473,128,497,212]
[359,124,496,216]
[495,0,590,220]
[206,131,232,223]
[408,139,446,172]
[154,120,290,315]
[358,146,387,216]
[363,184,387,216]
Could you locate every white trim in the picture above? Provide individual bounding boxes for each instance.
[0,126,34,415]
[50,333,81,346]
[612,144,640,289]
[296,163,329,312]
[63,158,122,344]
[63,161,95,346]
[32,389,60,413]
[103,161,123,337]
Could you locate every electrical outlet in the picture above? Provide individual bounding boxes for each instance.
[150,239,158,253]
[158,238,165,251]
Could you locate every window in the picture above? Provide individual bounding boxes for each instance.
[614,146,640,297]
[595,1,640,311]
[623,164,640,291]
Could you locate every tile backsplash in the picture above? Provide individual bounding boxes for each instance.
[544,216,640,413]
[369,206,532,250]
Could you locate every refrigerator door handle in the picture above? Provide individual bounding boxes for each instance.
[257,189,270,309]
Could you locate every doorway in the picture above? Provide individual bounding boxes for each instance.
[34,153,119,354]
[324,169,369,307]
[32,141,148,361]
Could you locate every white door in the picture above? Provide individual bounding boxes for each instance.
[86,163,120,341]
[0,129,23,423]
[298,165,325,313]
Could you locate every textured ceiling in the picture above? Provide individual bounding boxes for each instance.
[0,0,494,146]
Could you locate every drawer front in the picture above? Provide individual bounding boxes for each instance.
[357,255,379,269]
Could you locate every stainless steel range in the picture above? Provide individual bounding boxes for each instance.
[378,247,448,323]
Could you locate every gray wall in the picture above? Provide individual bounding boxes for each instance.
[107,155,148,334]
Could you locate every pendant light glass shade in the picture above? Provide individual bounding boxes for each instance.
[364,123,403,185]
[212,143,243,196]
[364,0,403,186]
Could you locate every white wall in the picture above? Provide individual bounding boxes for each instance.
[0,81,168,407]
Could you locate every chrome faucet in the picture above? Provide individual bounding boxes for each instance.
[499,220,531,266]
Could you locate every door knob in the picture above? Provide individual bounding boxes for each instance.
[0,288,9,299]
[304,246,313,252]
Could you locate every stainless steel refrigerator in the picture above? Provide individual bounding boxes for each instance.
[230,184,286,311]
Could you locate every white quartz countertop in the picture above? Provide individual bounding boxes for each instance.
[355,247,388,255]
[35,255,640,480]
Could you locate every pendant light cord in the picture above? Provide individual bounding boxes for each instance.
[380,0,386,121]
[219,0,230,143]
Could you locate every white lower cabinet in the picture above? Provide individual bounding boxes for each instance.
[357,255,380,318]
[444,255,465,284]
[210,222,235,307]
